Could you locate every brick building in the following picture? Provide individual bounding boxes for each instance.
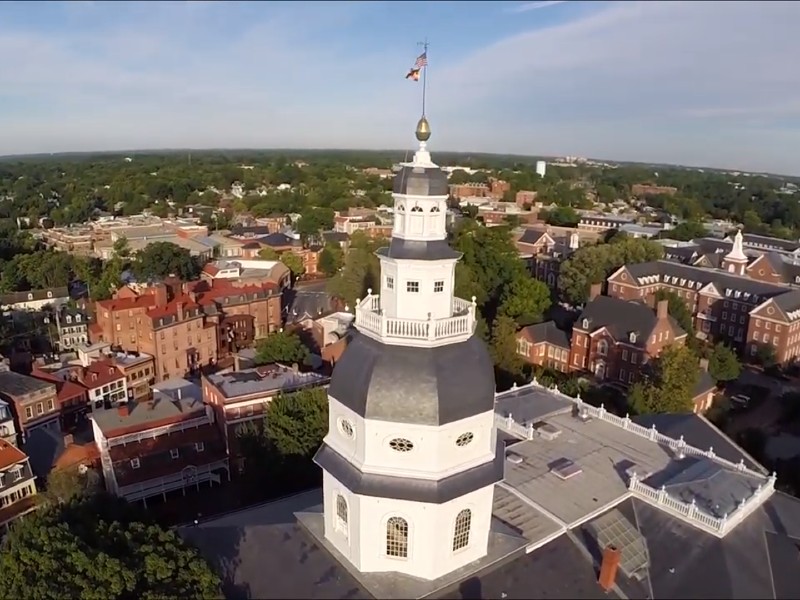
[515,227,580,291]
[605,240,800,364]
[91,378,229,505]
[631,183,678,197]
[0,371,60,443]
[92,276,284,380]
[515,190,538,208]
[202,365,329,472]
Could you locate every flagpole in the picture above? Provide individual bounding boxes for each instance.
[419,38,429,117]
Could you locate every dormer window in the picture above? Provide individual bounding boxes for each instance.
[630,332,637,343]
[65,315,72,324]
[108,368,114,374]
[76,315,81,322]
[91,374,97,381]
[582,319,589,329]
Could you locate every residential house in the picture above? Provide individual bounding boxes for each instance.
[0,401,17,447]
[0,371,60,443]
[516,321,571,373]
[54,306,90,351]
[0,287,69,312]
[91,378,229,505]
[29,368,88,432]
[0,440,38,534]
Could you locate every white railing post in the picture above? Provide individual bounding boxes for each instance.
[658,485,667,504]
[688,498,697,519]
[598,403,606,420]
[649,424,657,441]
[623,413,631,429]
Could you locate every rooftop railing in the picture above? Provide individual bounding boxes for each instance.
[354,290,476,347]
[495,379,776,537]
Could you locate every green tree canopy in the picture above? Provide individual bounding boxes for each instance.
[654,288,696,346]
[112,236,131,259]
[280,252,306,278]
[326,231,383,307]
[131,242,201,281]
[255,330,311,366]
[558,237,663,305]
[665,220,706,242]
[318,244,343,277]
[265,387,328,458]
[0,494,220,600]
[490,315,523,390]
[498,275,551,326]
[628,344,699,414]
[708,342,741,383]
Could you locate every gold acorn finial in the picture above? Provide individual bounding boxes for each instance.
[415,116,431,142]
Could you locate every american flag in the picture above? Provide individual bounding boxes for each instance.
[414,52,428,69]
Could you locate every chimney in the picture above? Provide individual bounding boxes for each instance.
[233,353,241,372]
[699,357,709,372]
[598,545,621,593]
[656,299,669,320]
[589,283,602,301]
[63,433,74,446]
[176,302,184,321]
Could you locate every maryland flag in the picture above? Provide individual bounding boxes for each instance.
[405,67,421,81]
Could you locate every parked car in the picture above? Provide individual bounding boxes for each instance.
[730,394,751,409]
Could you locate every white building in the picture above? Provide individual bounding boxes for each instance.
[314,117,501,581]
[536,160,546,178]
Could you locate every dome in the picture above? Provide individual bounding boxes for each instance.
[328,332,495,426]
[392,165,449,196]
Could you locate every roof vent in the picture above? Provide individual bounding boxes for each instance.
[505,452,524,465]
[550,457,583,480]
[530,420,562,441]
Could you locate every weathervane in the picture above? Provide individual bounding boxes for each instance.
[405,39,431,142]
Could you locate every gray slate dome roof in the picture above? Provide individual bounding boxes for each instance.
[393,165,449,196]
[328,332,495,426]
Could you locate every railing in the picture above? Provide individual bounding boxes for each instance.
[118,459,229,502]
[495,379,777,537]
[354,290,476,346]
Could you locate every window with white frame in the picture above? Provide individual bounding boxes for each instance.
[452,509,471,551]
[386,276,394,290]
[170,448,180,459]
[130,458,140,469]
[195,442,205,452]
[597,340,609,356]
[406,281,419,293]
[386,517,409,558]
[335,494,348,536]
[434,280,444,293]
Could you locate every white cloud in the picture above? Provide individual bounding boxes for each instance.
[509,1,567,13]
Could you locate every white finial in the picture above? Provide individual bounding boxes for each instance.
[367,288,372,296]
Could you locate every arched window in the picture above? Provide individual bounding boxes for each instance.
[430,205,440,213]
[336,494,348,536]
[597,340,609,356]
[397,204,405,212]
[410,205,423,213]
[386,516,408,558]
[452,509,471,551]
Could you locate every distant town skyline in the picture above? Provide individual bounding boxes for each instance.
[2,1,800,175]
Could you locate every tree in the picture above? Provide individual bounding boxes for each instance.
[265,387,328,458]
[112,236,131,259]
[42,466,102,505]
[665,220,706,242]
[326,231,382,307]
[257,247,280,260]
[628,345,699,414]
[498,276,551,326]
[490,315,524,390]
[708,343,741,383]
[318,244,343,277]
[0,494,220,600]
[255,330,311,366]
[280,252,306,278]
[754,342,778,369]
[543,205,580,227]
[131,242,200,281]
[558,237,663,305]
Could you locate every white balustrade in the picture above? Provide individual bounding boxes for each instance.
[496,379,777,537]
[354,293,477,347]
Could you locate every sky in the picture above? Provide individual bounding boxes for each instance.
[2,0,800,174]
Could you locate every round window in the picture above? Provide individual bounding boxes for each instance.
[456,432,474,447]
[621,273,627,281]
[768,307,774,315]
[338,418,355,439]
[389,438,414,452]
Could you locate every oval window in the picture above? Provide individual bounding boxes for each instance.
[389,438,414,452]
[456,432,474,447]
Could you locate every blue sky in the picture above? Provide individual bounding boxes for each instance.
[2,1,800,174]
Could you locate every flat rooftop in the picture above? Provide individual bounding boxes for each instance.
[92,378,203,435]
[206,366,328,400]
[0,371,54,397]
